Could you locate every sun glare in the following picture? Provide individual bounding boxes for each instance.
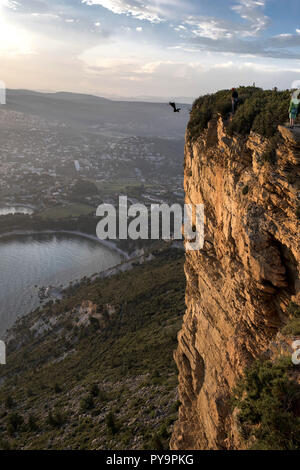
[0,18,34,56]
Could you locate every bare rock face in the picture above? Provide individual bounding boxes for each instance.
[170,117,300,450]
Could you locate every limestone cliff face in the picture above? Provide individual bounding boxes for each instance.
[171,117,300,450]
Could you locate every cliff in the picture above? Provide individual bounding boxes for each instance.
[171,115,300,450]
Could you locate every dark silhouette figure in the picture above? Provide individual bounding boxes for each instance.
[231,88,239,114]
[289,94,300,129]
[169,102,181,113]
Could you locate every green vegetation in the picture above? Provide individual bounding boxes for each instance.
[106,411,119,435]
[5,396,15,409]
[41,203,95,219]
[7,413,24,436]
[70,179,98,202]
[0,248,185,450]
[0,213,98,237]
[80,394,95,412]
[283,319,300,336]
[97,182,150,196]
[54,383,63,394]
[282,301,300,336]
[27,415,39,432]
[261,134,281,164]
[46,411,66,428]
[188,87,291,141]
[89,384,99,397]
[232,357,300,450]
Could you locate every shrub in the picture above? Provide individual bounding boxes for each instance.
[149,434,164,450]
[27,414,39,432]
[80,394,95,412]
[4,396,15,409]
[7,413,24,435]
[89,383,99,397]
[188,87,290,141]
[146,422,171,450]
[54,383,63,394]
[98,390,109,402]
[171,400,181,412]
[232,358,300,450]
[105,411,118,435]
[287,302,300,318]
[46,411,65,428]
[282,302,300,336]
[282,319,300,336]
[261,134,281,164]
[0,439,11,450]
[89,316,100,331]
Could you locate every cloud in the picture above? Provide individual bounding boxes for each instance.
[183,0,270,43]
[184,18,234,40]
[178,1,300,61]
[81,56,300,97]
[1,0,51,14]
[81,0,182,23]
[188,33,300,59]
[30,12,60,20]
[231,0,270,35]
[174,24,186,32]
[1,0,20,10]
[1,0,113,47]
[269,33,300,48]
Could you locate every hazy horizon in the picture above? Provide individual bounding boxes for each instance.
[4,87,195,104]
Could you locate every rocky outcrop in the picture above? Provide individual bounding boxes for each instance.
[171,117,300,450]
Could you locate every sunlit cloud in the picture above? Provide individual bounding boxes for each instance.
[1,0,20,10]
[81,0,184,23]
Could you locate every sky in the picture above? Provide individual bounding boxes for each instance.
[0,0,300,101]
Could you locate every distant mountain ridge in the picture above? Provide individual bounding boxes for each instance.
[5,89,190,138]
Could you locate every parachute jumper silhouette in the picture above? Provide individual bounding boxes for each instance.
[169,102,181,113]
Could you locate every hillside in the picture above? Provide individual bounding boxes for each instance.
[188,86,291,140]
[0,248,185,450]
[171,89,300,450]
[5,90,189,138]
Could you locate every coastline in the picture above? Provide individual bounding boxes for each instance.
[0,229,130,260]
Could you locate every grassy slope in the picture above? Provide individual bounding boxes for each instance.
[0,248,185,450]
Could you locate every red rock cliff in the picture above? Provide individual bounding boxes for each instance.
[170,117,300,450]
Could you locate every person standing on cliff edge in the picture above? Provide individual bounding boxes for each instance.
[232,88,239,114]
[289,93,299,129]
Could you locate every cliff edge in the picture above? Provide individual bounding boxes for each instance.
[171,115,300,450]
